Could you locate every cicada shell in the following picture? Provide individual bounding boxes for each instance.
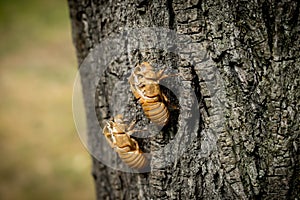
[129,62,170,126]
[102,114,148,170]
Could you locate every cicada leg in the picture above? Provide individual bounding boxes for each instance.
[157,67,179,81]
[162,91,179,110]
[129,137,140,151]
[127,119,137,131]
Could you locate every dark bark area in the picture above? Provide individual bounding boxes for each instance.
[68,0,299,199]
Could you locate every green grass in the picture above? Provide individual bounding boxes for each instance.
[0,0,95,199]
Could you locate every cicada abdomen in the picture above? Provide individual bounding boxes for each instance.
[116,140,148,169]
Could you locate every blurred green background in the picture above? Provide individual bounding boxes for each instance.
[0,0,94,199]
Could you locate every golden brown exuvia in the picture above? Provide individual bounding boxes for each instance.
[129,62,171,127]
[102,114,148,170]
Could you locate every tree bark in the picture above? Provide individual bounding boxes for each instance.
[68,0,299,199]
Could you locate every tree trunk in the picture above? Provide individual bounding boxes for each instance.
[68,0,299,199]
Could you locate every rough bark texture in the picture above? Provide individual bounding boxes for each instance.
[68,0,299,199]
